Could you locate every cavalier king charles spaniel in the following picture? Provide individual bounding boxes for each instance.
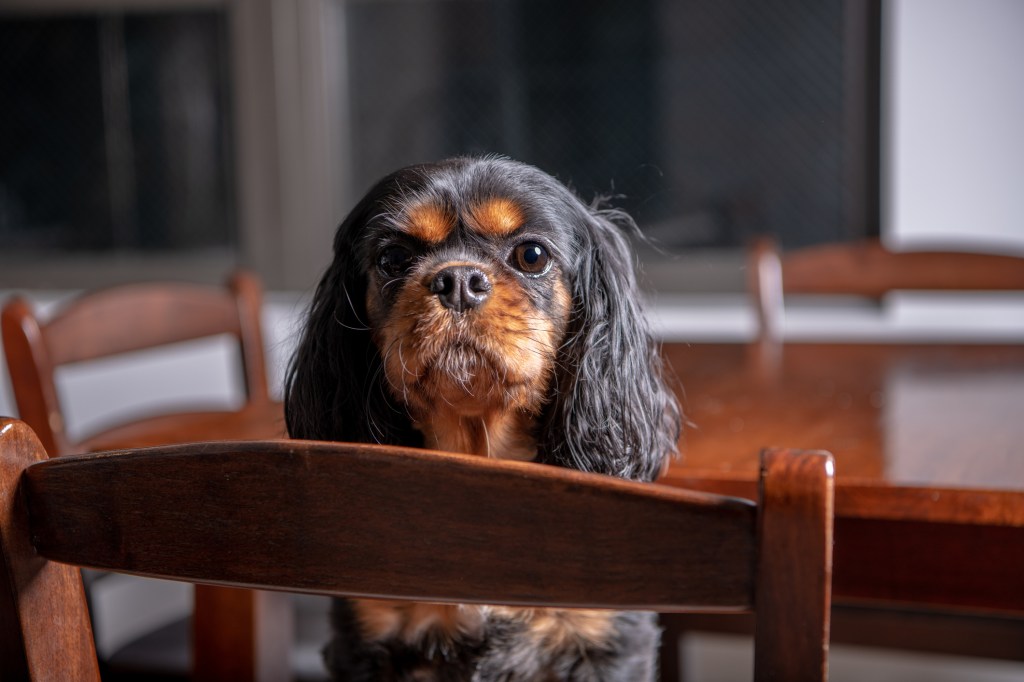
[285,156,681,681]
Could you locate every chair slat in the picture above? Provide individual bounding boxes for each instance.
[26,439,758,612]
[780,239,1024,298]
[42,283,242,366]
[749,237,1024,345]
[4,419,835,681]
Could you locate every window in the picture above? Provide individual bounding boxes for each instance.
[1,0,880,292]
[0,7,236,287]
[343,0,879,253]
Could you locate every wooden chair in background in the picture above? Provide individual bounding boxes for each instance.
[1,270,273,456]
[749,236,1024,344]
[0,418,835,682]
[1,272,291,682]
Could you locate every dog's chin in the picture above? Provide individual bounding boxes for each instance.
[391,341,539,417]
[416,345,515,413]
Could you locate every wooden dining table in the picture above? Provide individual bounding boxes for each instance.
[657,341,1024,660]
[84,344,1024,663]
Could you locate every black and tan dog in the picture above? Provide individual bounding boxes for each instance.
[285,156,680,681]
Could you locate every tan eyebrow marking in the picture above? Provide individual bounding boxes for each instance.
[467,198,525,237]
[404,202,457,244]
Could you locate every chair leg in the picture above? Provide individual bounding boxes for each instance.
[193,585,294,682]
[659,614,684,682]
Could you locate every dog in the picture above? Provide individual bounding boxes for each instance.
[285,156,681,681]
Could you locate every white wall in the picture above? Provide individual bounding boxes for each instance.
[884,0,1024,252]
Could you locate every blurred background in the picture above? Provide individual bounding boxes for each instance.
[3,0,1020,296]
[1,0,1023,680]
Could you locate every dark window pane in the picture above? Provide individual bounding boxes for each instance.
[344,0,876,250]
[0,12,235,253]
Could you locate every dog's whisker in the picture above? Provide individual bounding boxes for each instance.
[340,282,372,330]
[394,340,413,405]
[480,417,491,458]
[331,311,370,332]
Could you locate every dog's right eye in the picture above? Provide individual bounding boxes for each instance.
[378,246,413,276]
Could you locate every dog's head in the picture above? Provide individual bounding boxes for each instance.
[285,157,679,481]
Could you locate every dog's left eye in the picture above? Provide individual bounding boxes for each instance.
[378,245,413,276]
[511,242,551,275]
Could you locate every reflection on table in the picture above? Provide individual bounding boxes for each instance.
[660,342,1024,613]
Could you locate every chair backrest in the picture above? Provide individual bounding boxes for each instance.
[0,417,834,682]
[749,237,1024,343]
[1,271,269,456]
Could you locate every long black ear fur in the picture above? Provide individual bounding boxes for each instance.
[284,174,423,447]
[535,200,681,482]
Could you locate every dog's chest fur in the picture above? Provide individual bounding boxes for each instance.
[327,599,661,682]
[416,410,538,461]
[351,600,614,648]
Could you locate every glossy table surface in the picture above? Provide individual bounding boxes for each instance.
[662,342,1024,491]
[659,342,1024,613]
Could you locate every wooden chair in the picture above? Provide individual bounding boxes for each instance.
[749,236,1024,344]
[0,417,836,682]
[1,271,272,456]
[1,272,289,682]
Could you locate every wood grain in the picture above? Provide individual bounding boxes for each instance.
[3,426,835,682]
[25,439,759,611]
[0,419,100,682]
[754,448,834,681]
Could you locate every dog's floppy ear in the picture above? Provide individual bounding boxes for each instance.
[536,202,681,482]
[284,178,422,447]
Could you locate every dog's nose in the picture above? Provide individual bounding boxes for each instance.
[429,266,492,312]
